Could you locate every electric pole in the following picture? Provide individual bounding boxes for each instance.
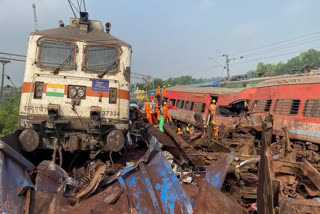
[0,60,10,100]
[222,54,244,81]
[224,54,230,81]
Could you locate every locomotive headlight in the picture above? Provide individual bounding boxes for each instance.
[68,87,77,98]
[78,88,85,98]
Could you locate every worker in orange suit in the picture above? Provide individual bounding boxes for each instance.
[144,99,153,124]
[156,86,161,104]
[208,100,216,121]
[162,86,167,99]
[177,128,183,135]
[211,121,219,140]
[150,93,155,102]
[155,102,160,121]
[163,102,172,123]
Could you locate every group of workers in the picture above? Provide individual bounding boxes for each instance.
[144,85,171,125]
[144,87,219,140]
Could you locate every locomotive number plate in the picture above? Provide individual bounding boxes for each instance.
[101,111,120,116]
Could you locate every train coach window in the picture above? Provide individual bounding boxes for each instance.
[274,99,300,115]
[38,41,75,69]
[185,101,190,110]
[86,46,118,72]
[190,102,195,111]
[253,99,272,112]
[303,99,320,118]
[170,99,176,106]
[176,99,184,109]
[195,102,206,113]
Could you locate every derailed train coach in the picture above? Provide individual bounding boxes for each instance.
[166,73,320,145]
[18,12,131,155]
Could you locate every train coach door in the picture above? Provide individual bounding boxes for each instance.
[209,96,219,123]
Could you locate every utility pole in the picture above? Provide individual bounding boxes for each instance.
[223,54,230,81]
[222,54,244,81]
[0,60,10,100]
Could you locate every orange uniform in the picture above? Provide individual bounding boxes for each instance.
[163,104,172,122]
[162,88,167,98]
[213,126,219,139]
[144,101,152,124]
[208,103,216,116]
[156,87,161,96]
[150,94,155,101]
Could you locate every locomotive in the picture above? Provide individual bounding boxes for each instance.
[166,73,320,145]
[18,12,131,157]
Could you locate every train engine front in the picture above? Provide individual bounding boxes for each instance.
[18,13,131,157]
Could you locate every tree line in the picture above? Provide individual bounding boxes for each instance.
[256,49,320,76]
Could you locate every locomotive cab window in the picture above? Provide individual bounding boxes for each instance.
[274,99,300,115]
[303,99,320,118]
[38,41,75,69]
[86,46,118,72]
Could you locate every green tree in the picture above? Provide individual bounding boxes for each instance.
[0,91,21,135]
[256,49,320,76]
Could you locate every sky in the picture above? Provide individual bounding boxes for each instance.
[1,0,320,86]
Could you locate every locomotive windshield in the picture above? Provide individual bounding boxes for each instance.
[38,41,75,69]
[86,46,117,72]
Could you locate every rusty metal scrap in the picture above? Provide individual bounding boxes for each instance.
[3,101,320,213]
[257,114,276,214]
[300,158,320,190]
[193,178,246,214]
[205,152,235,190]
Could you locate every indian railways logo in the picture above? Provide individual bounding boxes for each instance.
[46,84,65,97]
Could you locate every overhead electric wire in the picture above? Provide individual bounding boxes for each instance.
[208,57,224,67]
[241,36,320,58]
[231,46,320,65]
[76,0,81,10]
[232,31,320,57]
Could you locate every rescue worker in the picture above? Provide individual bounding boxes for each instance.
[177,128,183,135]
[186,123,194,135]
[144,99,153,124]
[150,93,155,102]
[163,102,172,123]
[155,101,161,121]
[211,121,219,140]
[161,86,167,100]
[208,100,216,121]
[156,86,161,103]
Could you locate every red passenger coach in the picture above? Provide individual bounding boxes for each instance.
[166,86,242,126]
[166,74,320,145]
